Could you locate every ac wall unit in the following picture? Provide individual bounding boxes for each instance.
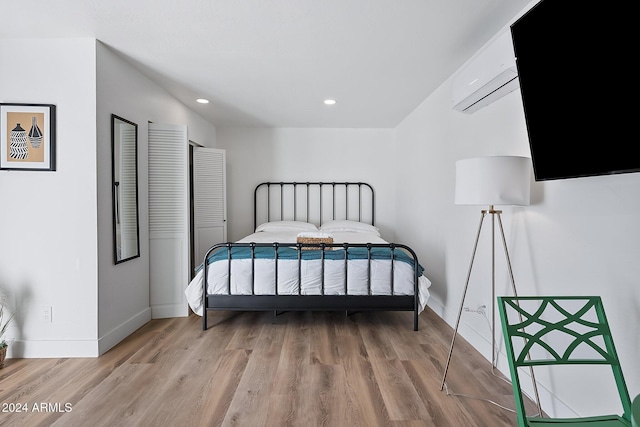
[451,30,519,114]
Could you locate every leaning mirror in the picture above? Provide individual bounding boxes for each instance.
[111,114,140,264]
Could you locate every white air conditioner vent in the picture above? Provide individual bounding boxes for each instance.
[452,31,519,114]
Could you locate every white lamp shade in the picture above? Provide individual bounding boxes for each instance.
[455,156,531,206]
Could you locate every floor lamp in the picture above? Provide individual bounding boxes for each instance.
[440,156,539,406]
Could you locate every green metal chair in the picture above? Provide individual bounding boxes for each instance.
[632,394,640,427]
[497,296,633,427]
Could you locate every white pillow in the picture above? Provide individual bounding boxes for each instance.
[319,220,380,236]
[255,221,318,233]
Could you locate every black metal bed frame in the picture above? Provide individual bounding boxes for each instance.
[253,181,375,230]
[202,182,421,331]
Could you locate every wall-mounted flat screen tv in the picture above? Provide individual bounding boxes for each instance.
[510,0,636,181]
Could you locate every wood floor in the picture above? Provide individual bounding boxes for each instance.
[0,308,537,426]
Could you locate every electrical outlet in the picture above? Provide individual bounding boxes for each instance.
[463,304,487,315]
[42,306,52,323]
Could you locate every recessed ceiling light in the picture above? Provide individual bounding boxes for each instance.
[323,99,337,105]
[196,98,210,104]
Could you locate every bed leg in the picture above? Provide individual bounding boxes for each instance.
[273,310,284,321]
[414,309,419,331]
[202,310,208,331]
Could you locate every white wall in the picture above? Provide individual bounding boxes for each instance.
[0,38,217,358]
[394,24,640,419]
[216,127,396,241]
[96,42,217,353]
[0,39,99,357]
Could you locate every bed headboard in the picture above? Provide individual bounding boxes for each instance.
[254,182,375,230]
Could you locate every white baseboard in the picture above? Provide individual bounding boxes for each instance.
[5,339,100,358]
[151,303,188,319]
[4,308,153,358]
[98,308,152,355]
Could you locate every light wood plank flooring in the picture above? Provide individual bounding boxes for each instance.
[0,308,537,426]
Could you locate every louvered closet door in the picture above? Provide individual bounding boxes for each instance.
[148,123,189,318]
[193,147,226,267]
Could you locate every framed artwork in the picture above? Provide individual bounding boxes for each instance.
[0,103,56,171]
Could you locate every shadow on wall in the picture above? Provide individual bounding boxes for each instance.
[1,282,33,358]
[529,175,544,205]
[622,293,640,395]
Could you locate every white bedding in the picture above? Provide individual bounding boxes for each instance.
[185,230,431,316]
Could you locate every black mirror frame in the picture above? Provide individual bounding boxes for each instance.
[111,114,140,264]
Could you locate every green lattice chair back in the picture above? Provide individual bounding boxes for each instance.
[497,296,633,427]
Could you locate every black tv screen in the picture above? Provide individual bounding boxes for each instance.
[510,1,637,181]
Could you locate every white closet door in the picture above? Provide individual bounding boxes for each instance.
[148,122,189,318]
[193,147,227,267]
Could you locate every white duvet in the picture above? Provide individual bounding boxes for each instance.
[185,230,431,316]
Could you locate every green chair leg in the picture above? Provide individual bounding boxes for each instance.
[497,296,633,427]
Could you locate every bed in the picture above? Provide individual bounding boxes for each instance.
[185,182,431,330]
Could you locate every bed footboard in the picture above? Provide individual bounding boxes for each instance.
[201,242,421,331]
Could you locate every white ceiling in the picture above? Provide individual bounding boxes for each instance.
[1,0,531,128]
